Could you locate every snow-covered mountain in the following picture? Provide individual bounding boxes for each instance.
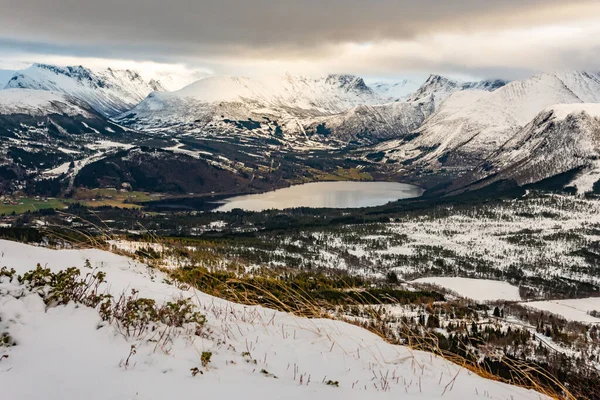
[379,71,600,170]
[297,76,506,143]
[0,88,130,169]
[119,73,505,144]
[0,88,137,195]
[0,88,129,138]
[303,101,429,142]
[406,75,508,114]
[4,64,164,117]
[118,74,396,141]
[464,104,600,193]
[123,74,382,123]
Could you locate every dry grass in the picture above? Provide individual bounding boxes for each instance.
[165,262,574,399]
[37,218,576,399]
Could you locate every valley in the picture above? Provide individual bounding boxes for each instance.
[2,61,600,399]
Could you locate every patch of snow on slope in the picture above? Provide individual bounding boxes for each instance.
[0,89,91,117]
[525,298,600,324]
[546,103,600,120]
[0,239,546,400]
[413,277,522,302]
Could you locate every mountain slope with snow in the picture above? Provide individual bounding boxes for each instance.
[119,74,401,142]
[0,88,94,117]
[379,71,600,171]
[121,74,385,131]
[4,64,164,117]
[303,101,430,142]
[120,73,505,145]
[0,88,129,140]
[0,239,549,400]
[462,104,600,193]
[0,88,133,192]
[407,75,507,114]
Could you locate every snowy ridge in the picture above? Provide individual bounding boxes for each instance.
[467,103,600,191]
[170,74,378,110]
[125,73,384,126]
[121,72,504,144]
[380,71,600,169]
[0,239,548,400]
[303,101,429,141]
[545,103,600,120]
[4,64,165,117]
[407,74,507,113]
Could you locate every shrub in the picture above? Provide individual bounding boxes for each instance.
[201,351,212,367]
[0,332,15,347]
[13,265,206,339]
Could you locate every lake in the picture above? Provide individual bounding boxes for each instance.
[214,181,423,212]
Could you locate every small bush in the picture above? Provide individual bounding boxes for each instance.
[201,351,212,367]
[0,267,16,279]
[0,332,16,347]
[12,265,206,339]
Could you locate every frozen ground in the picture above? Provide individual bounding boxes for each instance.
[525,298,600,324]
[412,277,521,302]
[0,239,547,400]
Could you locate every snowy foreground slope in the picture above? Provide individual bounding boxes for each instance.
[0,240,546,400]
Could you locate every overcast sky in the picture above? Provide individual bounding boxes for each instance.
[1,0,600,84]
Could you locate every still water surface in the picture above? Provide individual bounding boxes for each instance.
[215,181,423,212]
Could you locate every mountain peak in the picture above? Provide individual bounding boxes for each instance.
[32,63,95,82]
[424,74,456,85]
[325,74,370,92]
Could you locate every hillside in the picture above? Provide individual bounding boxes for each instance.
[367,71,600,193]
[455,104,600,194]
[119,73,505,145]
[0,88,133,194]
[0,239,549,400]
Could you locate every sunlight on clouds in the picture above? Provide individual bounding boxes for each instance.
[0,2,598,81]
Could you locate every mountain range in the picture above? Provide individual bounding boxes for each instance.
[1,62,600,199]
[4,64,164,117]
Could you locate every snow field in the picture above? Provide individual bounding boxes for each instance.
[0,240,547,399]
[412,277,521,302]
[525,298,600,324]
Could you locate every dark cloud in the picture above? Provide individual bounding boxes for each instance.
[0,0,594,55]
[0,0,599,78]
